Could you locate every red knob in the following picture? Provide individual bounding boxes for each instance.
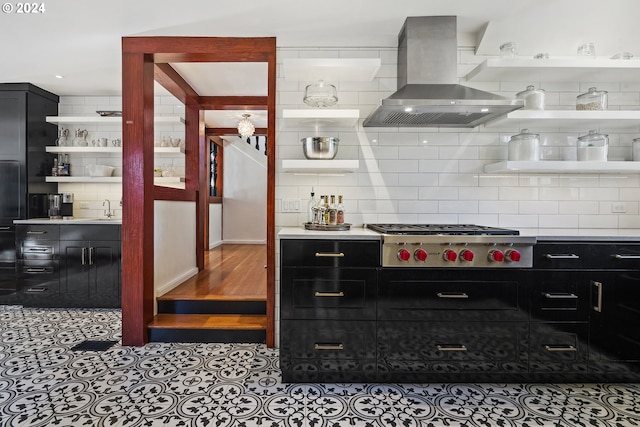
[414,248,428,262]
[398,248,411,262]
[443,249,457,262]
[506,249,521,263]
[460,249,474,262]
[488,249,504,263]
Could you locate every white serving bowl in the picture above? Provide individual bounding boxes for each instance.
[87,165,115,177]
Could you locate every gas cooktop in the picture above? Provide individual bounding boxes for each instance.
[366,224,519,236]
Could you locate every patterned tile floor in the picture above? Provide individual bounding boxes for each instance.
[0,306,639,427]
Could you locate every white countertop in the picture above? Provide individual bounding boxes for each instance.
[14,218,122,225]
[278,226,640,242]
[278,226,381,240]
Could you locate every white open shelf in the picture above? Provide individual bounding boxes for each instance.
[46,176,185,183]
[281,109,360,129]
[466,58,640,82]
[282,159,359,174]
[283,58,381,82]
[485,110,640,130]
[46,116,185,124]
[45,146,184,154]
[484,161,640,174]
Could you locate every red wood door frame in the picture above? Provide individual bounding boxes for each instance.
[121,37,276,347]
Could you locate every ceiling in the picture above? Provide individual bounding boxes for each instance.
[1,0,638,128]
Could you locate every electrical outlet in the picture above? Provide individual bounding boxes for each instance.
[612,203,626,213]
[79,202,90,209]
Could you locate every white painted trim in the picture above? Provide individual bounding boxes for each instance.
[155,267,199,297]
[222,239,267,244]
[209,240,223,250]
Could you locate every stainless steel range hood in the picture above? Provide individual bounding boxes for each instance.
[363,16,523,128]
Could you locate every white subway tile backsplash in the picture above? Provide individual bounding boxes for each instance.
[538,215,579,228]
[378,159,419,173]
[499,187,539,201]
[479,200,518,214]
[559,201,599,215]
[579,215,619,228]
[398,200,438,213]
[439,200,478,214]
[579,187,619,201]
[519,201,559,214]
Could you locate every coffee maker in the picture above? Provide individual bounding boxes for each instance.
[48,193,74,219]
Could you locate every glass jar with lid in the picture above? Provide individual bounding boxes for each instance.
[576,87,608,111]
[516,85,546,110]
[577,130,608,161]
[508,129,540,161]
[499,42,517,58]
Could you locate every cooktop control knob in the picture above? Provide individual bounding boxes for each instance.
[414,248,428,262]
[488,249,504,263]
[505,249,521,263]
[443,249,457,262]
[460,249,474,262]
[398,248,411,262]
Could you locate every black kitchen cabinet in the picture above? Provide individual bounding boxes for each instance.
[0,84,58,303]
[534,241,640,382]
[280,239,379,382]
[59,225,121,308]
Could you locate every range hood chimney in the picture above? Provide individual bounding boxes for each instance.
[363,16,523,128]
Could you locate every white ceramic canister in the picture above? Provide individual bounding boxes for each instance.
[508,129,540,161]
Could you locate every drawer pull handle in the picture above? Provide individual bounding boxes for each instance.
[544,345,577,352]
[25,268,47,273]
[314,343,344,351]
[543,293,578,299]
[544,254,579,259]
[437,345,467,352]
[27,248,49,252]
[0,226,10,230]
[314,252,345,258]
[26,231,47,235]
[25,288,47,293]
[614,254,640,259]
[593,281,603,313]
[437,292,469,299]
[314,291,345,297]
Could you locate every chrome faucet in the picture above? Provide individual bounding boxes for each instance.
[103,199,113,218]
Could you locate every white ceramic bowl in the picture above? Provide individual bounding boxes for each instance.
[87,165,115,177]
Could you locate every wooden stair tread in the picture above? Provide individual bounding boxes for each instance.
[149,314,267,330]
[156,295,266,302]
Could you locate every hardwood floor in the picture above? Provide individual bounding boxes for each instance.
[149,244,267,343]
[158,244,267,301]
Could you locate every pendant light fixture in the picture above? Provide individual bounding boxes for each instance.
[237,113,255,138]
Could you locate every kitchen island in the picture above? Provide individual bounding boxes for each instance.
[278,225,640,383]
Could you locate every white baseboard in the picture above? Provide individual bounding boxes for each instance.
[155,267,199,297]
[221,239,267,244]
[209,240,223,250]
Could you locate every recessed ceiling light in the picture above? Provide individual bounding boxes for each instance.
[55,75,63,79]
[480,108,489,112]
[404,107,413,112]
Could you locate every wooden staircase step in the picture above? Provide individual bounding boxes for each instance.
[156,299,266,315]
[149,313,267,330]
[148,314,267,343]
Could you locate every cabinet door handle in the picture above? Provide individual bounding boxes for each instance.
[81,247,86,265]
[592,281,603,312]
[26,247,49,252]
[26,231,47,235]
[543,292,578,299]
[544,254,579,259]
[89,247,94,265]
[437,345,467,352]
[25,288,47,293]
[614,254,640,259]
[314,291,344,297]
[25,267,46,273]
[314,343,344,351]
[314,252,345,257]
[544,345,577,352]
[0,226,10,230]
[437,292,469,299]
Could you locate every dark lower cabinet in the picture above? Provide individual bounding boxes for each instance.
[13,223,121,308]
[59,239,121,307]
[280,238,640,383]
[378,321,529,382]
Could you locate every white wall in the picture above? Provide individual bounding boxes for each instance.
[222,139,267,243]
[209,203,222,249]
[154,201,198,299]
[275,47,640,234]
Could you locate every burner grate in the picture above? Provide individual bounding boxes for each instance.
[367,223,519,236]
